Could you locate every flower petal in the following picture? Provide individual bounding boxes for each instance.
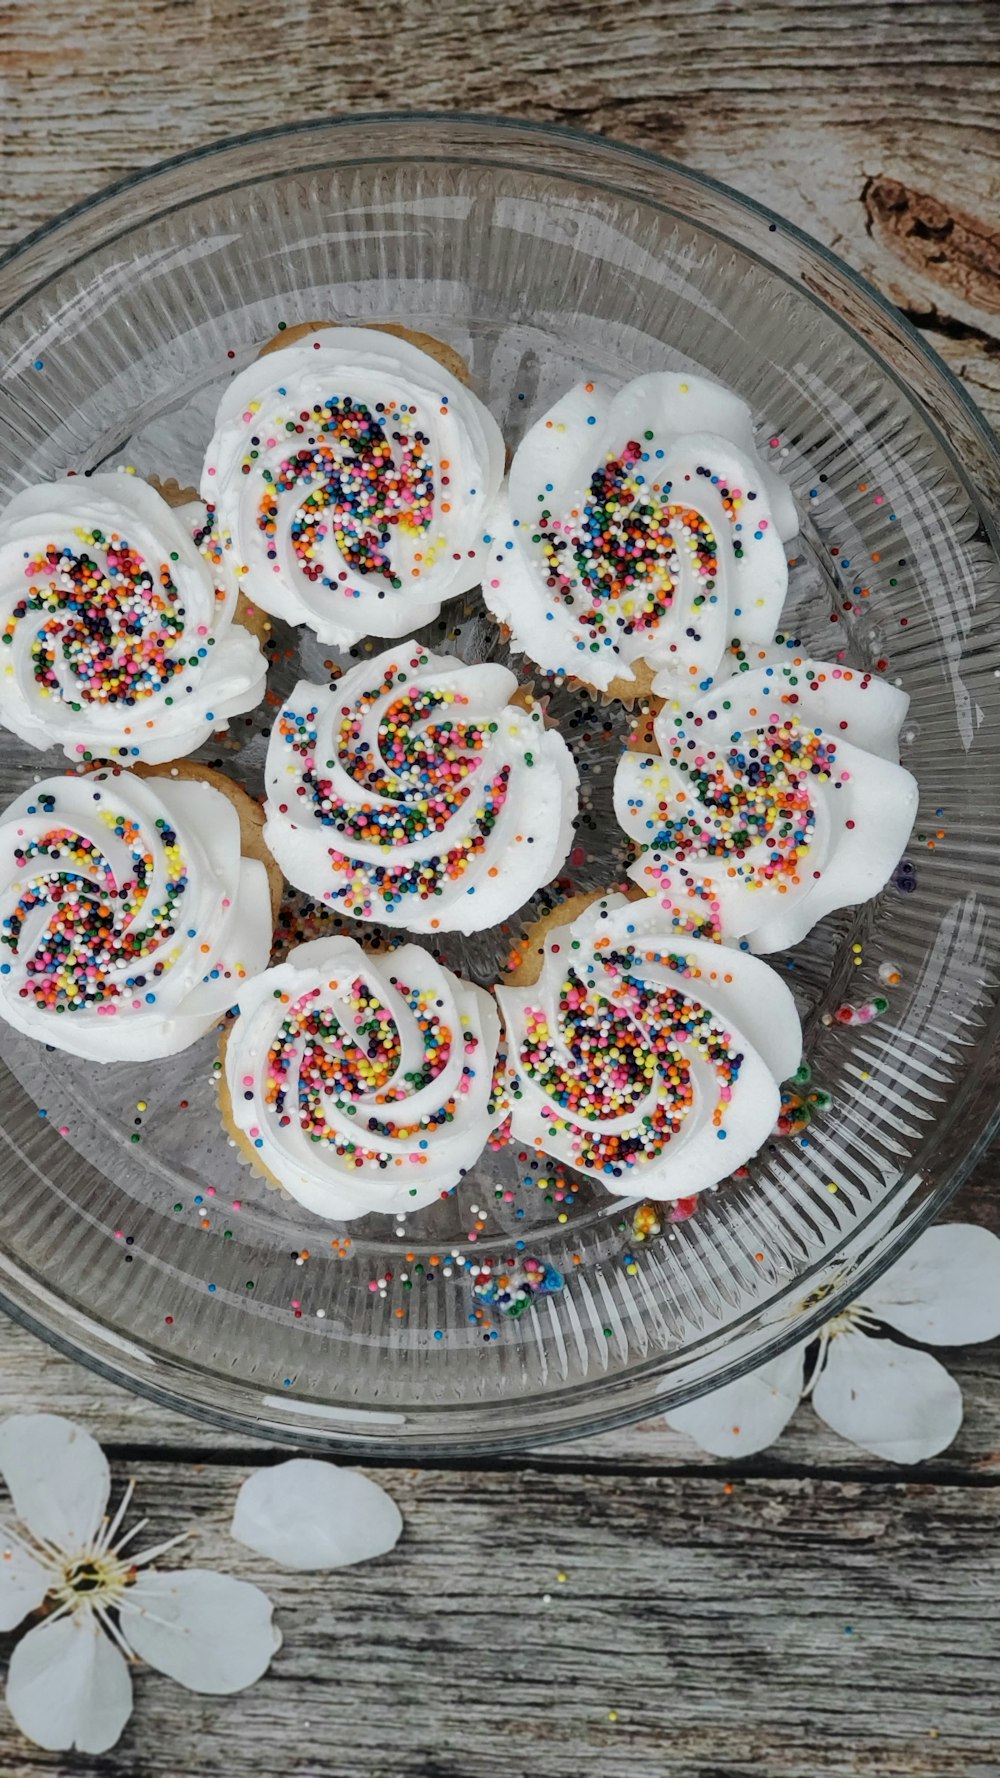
[663,1344,806,1457]
[862,1224,1000,1346]
[0,1416,110,1553]
[121,1570,280,1693]
[6,1614,132,1754]
[231,1460,403,1570]
[0,1532,51,1631]
[813,1330,962,1462]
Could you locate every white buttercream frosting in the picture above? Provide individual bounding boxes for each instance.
[495,894,802,1198]
[263,641,579,935]
[614,645,919,952]
[0,475,267,764]
[482,369,798,694]
[0,767,273,1061]
[201,327,505,647]
[223,935,504,1220]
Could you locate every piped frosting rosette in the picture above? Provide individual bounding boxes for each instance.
[222,935,504,1220]
[0,475,267,763]
[201,327,505,647]
[495,895,801,1198]
[614,647,919,952]
[0,768,273,1061]
[264,642,579,934]
[482,369,798,695]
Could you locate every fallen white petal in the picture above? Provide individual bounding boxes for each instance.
[664,1344,806,1458]
[862,1224,1000,1345]
[231,1459,403,1570]
[122,1569,280,1693]
[813,1330,963,1462]
[0,1416,110,1553]
[0,1534,51,1632]
[6,1614,132,1754]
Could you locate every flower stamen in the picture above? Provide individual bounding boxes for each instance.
[51,1548,133,1615]
[127,1529,193,1569]
[95,1478,137,1556]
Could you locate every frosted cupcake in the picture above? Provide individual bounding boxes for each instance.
[481,368,797,699]
[614,645,919,952]
[496,892,801,1199]
[201,325,505,648]
[263,641,579,935]
[0,474,268,763]
[0,764,276,1061]
[220,935,504,1220]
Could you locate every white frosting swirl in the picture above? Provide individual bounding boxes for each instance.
[614,646,919,952]
[496,894,801,1198]
[201,327,505,647]
[263,642,579,934]
[223,935,503,1220]
[0,475,267,764]
[0,768,273,1061]
[482,369,798,694]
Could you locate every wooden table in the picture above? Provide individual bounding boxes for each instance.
[1,4,999,1773]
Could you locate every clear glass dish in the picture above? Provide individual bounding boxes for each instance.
[0,115,998,1456]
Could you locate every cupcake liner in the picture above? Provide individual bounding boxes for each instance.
[255,319,471,386]
[145,473,198,508]
[502,888,614,988]
[132,758,284,923]
[216,1025,290,1196]
[503,881,652,988]
[145,474,272,647]
[597,659,662,710]
[481,609,662,715]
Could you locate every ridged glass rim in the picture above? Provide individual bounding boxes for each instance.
[0,111,998,1457]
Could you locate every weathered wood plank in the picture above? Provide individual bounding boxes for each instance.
[0,1462,997,1777]
[3,1303,997,1472]
[0,0,996,1474]
[1,1,998,421]
[0,6,996,1773]
[1,1169,996,1470]
[2,1103,998,1466]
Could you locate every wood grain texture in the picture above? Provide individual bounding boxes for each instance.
[2,0,998,420]
[4,1308,1000,1480]
[1,3,999,1772]
[0,1461,998,1778]
[2,1141,998,1473]
[0,0,994,1465]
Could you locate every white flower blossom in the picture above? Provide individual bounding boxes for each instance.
[665,1225,1000,1463]
[231,1459,403,1570]
[0,1415,280,1755]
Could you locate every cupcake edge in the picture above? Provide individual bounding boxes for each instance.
[131,757,283,924]
[146,473,273,649]
[255,319,471,387]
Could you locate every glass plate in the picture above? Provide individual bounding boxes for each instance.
[0,115,998,1456]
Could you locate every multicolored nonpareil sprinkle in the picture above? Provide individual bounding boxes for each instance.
[469,1254,564,1317]
[513,949,742,1175]
[623,708,836,896]
[0,477,267,764]
[223,937,504,1219]
[271,675,511,921]
[615,650,919,952]
[201,327,505,648]
[263,643,579,934]
[496,895,802,1195]
[254,394,435,590]
[0,767,273,1060]
[536,442,732,647]
[1,809,185,1012]
[260,973,471,1163]
[6,535,192,710]
[481,370,795,693]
